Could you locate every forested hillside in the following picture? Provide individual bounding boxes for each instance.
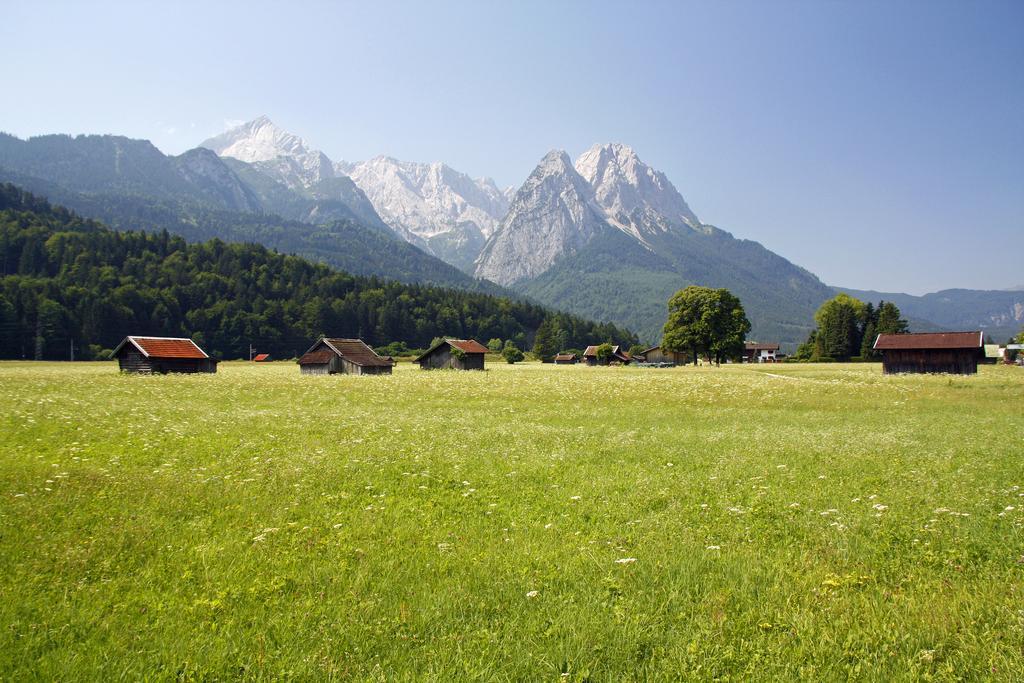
[0,185,635,360]
[0,167,508,295]
[0,133,505,295]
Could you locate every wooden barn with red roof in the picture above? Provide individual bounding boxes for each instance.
[873,331,984,375]
[298,338,394,375]
[112,336,217,374]
[415,339,489,370]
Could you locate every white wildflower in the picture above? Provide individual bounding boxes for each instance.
[614,557,637,564]
[526,590,539,598]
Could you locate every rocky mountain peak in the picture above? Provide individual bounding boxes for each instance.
[473,150,607,286]
[575,143,700,234]
[344,155,511,270]
[200,117,335,189]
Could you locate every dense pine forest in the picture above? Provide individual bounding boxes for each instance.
[0,184,635,360]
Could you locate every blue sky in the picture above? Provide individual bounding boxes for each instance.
[2,0,1021,293]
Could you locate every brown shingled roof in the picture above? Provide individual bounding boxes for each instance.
[298,349,335,365]
[114,336,209,359]
[874,331,983,350]
[449,339,489,354]
[298,338,393,366]
[413,338,488,362]
[582,344,629,361]
[745,342,780,351]
[323,339,394,367]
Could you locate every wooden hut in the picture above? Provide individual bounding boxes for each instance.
[112,336,217,374]
[742,342,780,363]
[581,345,631,366]
[873,331,984,375]
[415,339,488,370]
[298,338,393,375]
[553,353,578,365]
[637,345,687,365]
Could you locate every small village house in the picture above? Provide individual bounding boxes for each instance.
[252,353,271,362]
[415,339,489,370]
[982,344,1001,365]
[581,345,631,366]
[873,331,984,375]
[113,336,217,374]
[743,342,780,363]
[298,338,394,375]
[1007,344,1024,365]
[553,353,578,365]
[636,345,687,365]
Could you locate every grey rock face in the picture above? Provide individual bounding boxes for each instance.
[347,156,509,269]
[474,150,608,286]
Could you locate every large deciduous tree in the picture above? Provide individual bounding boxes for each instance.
[661,286,750,365]
[812,293,865,361]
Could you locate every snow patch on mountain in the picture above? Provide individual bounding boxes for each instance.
[575,143,700,241]
[200,116,336,189]
[344,156,510,269]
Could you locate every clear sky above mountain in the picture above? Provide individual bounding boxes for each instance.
[2,0,1021,294]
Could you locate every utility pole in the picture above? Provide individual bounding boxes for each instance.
[34,318,43,361]
[249,343,254,361]
[70,338,75,362]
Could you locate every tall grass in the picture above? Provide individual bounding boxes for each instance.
[1,361,1021,680]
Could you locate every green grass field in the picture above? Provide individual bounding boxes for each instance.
[1,361,1022,680]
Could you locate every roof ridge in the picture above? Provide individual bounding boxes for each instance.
[129,335,195,341]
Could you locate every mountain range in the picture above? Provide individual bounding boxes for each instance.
[1,117,1021,347]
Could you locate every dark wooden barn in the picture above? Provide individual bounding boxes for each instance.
[637,345,687,365]
[298,338,393,375]
[415,339,488,370]
[113,336,217,374]
[554,353,578,365]
[873,331,984,375]
[581,345,631,366]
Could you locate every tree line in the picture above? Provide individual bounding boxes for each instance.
[794,294,908,361]
[0,184,636,360]
[651,286,910,365]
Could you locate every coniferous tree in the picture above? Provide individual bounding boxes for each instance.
[876,301,908,335]
[531,317,560,362]
[859,302,878,359]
